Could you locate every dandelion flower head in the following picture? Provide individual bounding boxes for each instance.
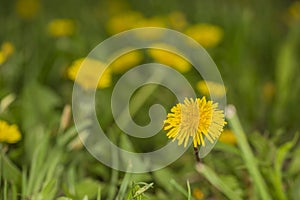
[288,1,300,22]
[148,43,191,73]
[135,16,166,28]
[185,23,223,48]
[164,97,226,147]
[0,42,15,65]
[167,11,188,31]
[196,80,226,98]
[0,120,21,144]
[262,81,276,103]
[193,188,204,200]
[106,11,143,34]
[109,50,143,73]
[47,19,75,38]
[219,129,237,145]
[15,0,40,20]
[67,58,111,90]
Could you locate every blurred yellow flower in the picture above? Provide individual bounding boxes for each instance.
[109,50,143,73]
[0,52,5,65]
[185,24,223,48]
[15,0,40,20]
[288,1,300,22]
[164,97,226,147]
[47,19,76,38]
[196,80,226,98]
[0,42,15,65]
[263,81,276,103]
[219,129,237,145]
[136,16,166,28]
[67,58,111,90]
[0,120,21,144]
[148,44,191,73]
[106,0,130,16]
[106,11,143,34]
[133,16,166,40]
[106,11,166,35]
[192,188,204,200]
[1,42,15,58]
[167,11,188,30]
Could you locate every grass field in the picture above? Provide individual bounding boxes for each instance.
[1,0,300,199]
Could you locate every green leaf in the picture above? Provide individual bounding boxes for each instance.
[219,175,243,197]
[0,152,21,185]
[248,131,275,165]
[126,183,141,200]
[20,82,61,163]
[115,172,132,200]
[39,179,58,200]
[272,133,299,200]
[214,142,240,156]
[289,176,300,200]
[119,133,136,152]
[196,163,242,200]
[75,178,101,199]
[152,168,175,192]
[274,133,298,181]
[169,179,189,199]
[56,197,73,200]
[126,182,153,200]
[287,146,300,176]
[20,81,61,131]
[133,182,153,198]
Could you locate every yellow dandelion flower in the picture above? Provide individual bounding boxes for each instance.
[67,58,111,90]
[0,120,21,144]
[196,80,226,98]
[109,50,143,73]
[105,0,130,16]
[130,16,167,39]
[0,52,5,65]
[164,97,226,147]
[219,129,237,145]
[263,81,276,103]
[0,42,15,65]
[106,11,143,34]
[185,24,223,48]
[288,1,300,22]
[167,11,188,31]
[15,0,40,20]
[1,42,15,58]
[192,188,204,200]
[135,16,166,28]
[47,19,75,38]
[148,43,191,73]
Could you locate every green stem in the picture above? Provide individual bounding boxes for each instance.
[226,105,272,200]
[169,179,193,199]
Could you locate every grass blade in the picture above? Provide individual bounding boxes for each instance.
[226,105,271,200]
[195,163,242,200]
[115,172,132,200]
[187,180,191,200]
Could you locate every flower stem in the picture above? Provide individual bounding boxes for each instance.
[226,105,272,200]
[193,147,201,163]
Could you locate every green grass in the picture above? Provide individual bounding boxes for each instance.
[1,0,300,199]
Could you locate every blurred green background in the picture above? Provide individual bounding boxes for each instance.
[1,0,300,199]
